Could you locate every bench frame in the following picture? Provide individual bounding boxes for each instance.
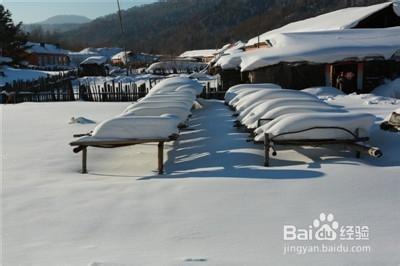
[70,134,178,174]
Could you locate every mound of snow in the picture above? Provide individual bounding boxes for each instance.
[89,114,180,140]
[235,89,318,111]
[302,86,344,99]
[372,78,400,99]
[246,105,345,129]
[124,101,192,114]
[69,117,96,124]
[121,106,191,122]
[147,77,203,96]
[224,83,281,103]
[238,98,326,122]
[254,113,376,142]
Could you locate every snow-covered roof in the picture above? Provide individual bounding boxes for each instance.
[246,2,394,47]
[146,61,208,73]
[24,42,69,55]
[241,27,400,72]
[78,47,123,58]
[180,49,219,58]
[80,56,108,65]
[0,56,12,64]
[111,51,132,60]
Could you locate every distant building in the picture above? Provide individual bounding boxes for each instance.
[245,2,400,50]
[69,47,122,67]
[242,28,400,94]
[24,42,70,67]
[79,56,108,77]
[180,49,219,63]
[111,51,159,67]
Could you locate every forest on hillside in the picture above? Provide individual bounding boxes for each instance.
[27,0,387,54]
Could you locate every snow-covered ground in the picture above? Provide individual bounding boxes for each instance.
[2,95,400,265]
[0,66,63,86]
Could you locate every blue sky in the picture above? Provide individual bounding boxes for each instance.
[2,0,157,24]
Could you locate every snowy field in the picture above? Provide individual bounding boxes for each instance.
[2,96,400,265]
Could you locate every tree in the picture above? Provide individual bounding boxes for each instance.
[0,4,27,61]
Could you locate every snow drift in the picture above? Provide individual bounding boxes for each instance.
[254,113,376,142]
[86,114,181,140]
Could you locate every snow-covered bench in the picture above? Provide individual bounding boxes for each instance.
[252,113,382,166]
[224,83,282,104]
[70,115,181,174]
[70,77,204,174]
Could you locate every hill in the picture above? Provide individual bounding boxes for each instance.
[40,15,91,25]
[23,15,91,34]
[56,0,386,54]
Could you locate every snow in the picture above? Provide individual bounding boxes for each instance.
[147,77,204,96]
[246,105,345,129]
[0,66,62,86]
[79,47,123,59]
[122,106,191,123]
[246,2,394,47]
[146,61,208,74]
[24,42,69,55]
[2,94,400,265]
[302,86,345,100]
[0,56,12,64]
[372,78,400,99]
[235,89,318,112]
[224,83,282,103]
[80,56,108,66]
[241,27,400,71]
[85,114,180,140]
[214,51,245,70]
[254,112,375,142]
[179,49,218,58]
[243,102,338,129]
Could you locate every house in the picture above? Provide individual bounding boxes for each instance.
[69,47,122,67]
[240,28,400,93]
[78,56,108,77]
[24,42,70,67]
[209,41,247,90]
[146,60,208,75]
[180,49,219,63]
[245,2,400,50]
[111,51,159,67]
[212,2,400,92]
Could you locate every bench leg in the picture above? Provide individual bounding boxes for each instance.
[355,129,361,159]
[264,133,270,167]
[82,146,88,174]
[158,141,164,174]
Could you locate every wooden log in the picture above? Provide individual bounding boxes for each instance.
[82,146,88,174]
[346,143,383,158]
[264,133,270,167]
[158,141,164,174]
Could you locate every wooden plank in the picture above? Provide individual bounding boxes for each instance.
[264,133,270,167]
[158,141,164,174]
[82,146,88,174]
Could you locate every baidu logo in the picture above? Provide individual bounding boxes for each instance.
[283,212,371,255]
[283,212,366,241]
[313,213,339,241]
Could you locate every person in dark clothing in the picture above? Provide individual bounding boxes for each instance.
[337,71,356,94]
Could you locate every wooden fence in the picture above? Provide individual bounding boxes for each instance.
[78,78,164,102]
[1,71,77,104]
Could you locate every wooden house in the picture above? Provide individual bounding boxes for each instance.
[245,2,400,50]
[241,28,400,94]
[78,56,108,77]
[24,42,70,67]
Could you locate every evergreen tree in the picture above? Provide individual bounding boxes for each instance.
[0,4,27,62]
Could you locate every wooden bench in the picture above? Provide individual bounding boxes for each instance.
[70,134,179,174]
[254,126,382,167]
